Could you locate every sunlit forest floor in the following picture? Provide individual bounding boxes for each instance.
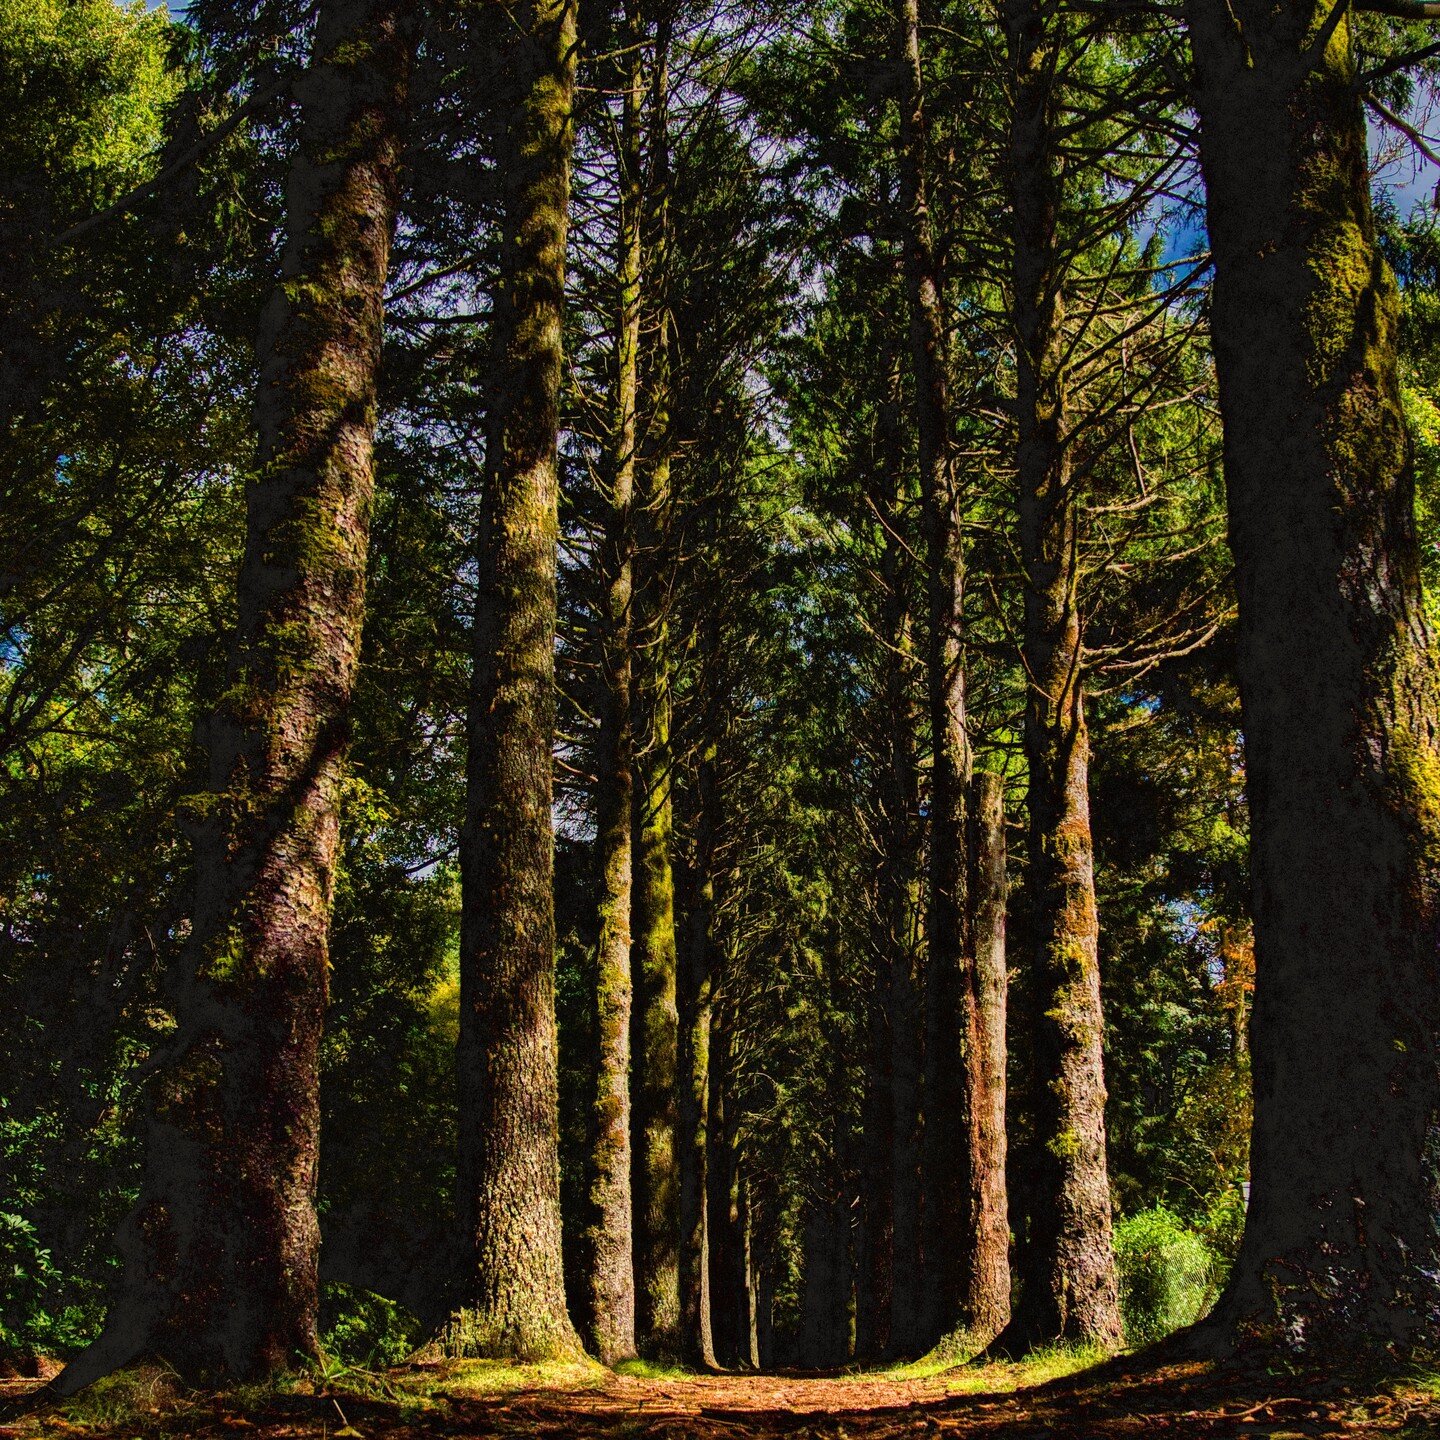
[4,1350,1439,1439]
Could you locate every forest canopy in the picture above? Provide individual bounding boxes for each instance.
[3,0,1440,1397]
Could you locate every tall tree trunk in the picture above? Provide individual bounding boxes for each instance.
[734,1170,759,1369]
[1185,0,1440,1352]
[961,771,1009,1341]
[799,1186,852,1370]
[1002,0,1121,1349]
[678,739,718,1368]
[632,636,680,1353]
[856,964,894,1363]
[889,866,925,1357]
[756,1262,776,1369]
[630,6,681,1357]
[448,0,583,1362]
[707,1002,738,1367]
[894,0,971,1348]
[863,391,918,1359]
[581,0,643,1364]
[55,0,415,1394]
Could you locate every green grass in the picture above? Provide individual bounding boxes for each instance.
[611,1356,695,1381]
[415,1354,609,1398]
[874,1339,1110,1390]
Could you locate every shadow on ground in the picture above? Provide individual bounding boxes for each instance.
[3,1349,1437,1437]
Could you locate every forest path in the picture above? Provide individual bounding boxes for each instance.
[427,1357,1434,1438]
[4,1353,1437,1438]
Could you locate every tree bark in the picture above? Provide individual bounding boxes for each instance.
[960,771,1010,1342]
[1002,0,1121,1349]
[630,6,681,1357]
[55,0,415,1394]
[678,739,718,1368]
[799,1187,852,1370]
[632,626,680,1354]
[448,0,583,1362]
[581,0,643,1364]
[856,960,894,1363]
[734,1170,759,1369]
[1185,0,1440,1352]
[894,0,972,1348]
[707,1002,738,1367]
[867,393,922,1359]
[756,1264,776,1369]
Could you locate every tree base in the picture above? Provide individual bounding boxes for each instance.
[437,1307,585,1363]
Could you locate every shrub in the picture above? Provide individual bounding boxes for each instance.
[1113,1206,1215,1346]
[319,1282,424,1369]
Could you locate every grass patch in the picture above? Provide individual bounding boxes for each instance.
[878,1339,1109,1390]
[611,1356,694,1381]
[413,1354,608,1399]
[0,1356,442,1437]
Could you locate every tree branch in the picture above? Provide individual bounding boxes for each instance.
[1365,92,1440,188]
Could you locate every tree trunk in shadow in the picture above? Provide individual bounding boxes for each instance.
[678,732,719,1368]
[1184,0,1440,1354]
[56,0,416,1394]
[893,0,972,1347]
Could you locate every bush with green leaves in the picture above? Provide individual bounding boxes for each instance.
[319,1283,424,1369]
[1114,1206,1215,1346]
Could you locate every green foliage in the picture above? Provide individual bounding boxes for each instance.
[1113,1207,1216,1347]
[0,0,176,200]
[319,1283,425,1369]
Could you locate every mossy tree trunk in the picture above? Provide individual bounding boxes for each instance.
[894,0,971,1348]
[706,1000,738,1366]
[1002,0,1121,1349]
[630,5,681,1359]
[581,0,643,1365]
[678,733,718,1368]
[632,621,680,1354]
[961,771,1009,1343]
[449,0,584,1363]
[1185,0,1440,1353]
[55,0,416,1395]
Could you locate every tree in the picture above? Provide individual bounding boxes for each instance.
[447,0,585,1362]
[999,0,1122,1350]
[628,1,683,1356]
[1184,0,1440,1352]
[55,0,418,1390]
[579,0,645,1366]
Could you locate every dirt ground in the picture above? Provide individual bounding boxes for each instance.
[3,1352,1438,1439]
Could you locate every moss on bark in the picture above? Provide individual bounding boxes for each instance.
[1185,0,1440,1355]
[56,0,417,1394]
[451,0,583,1365]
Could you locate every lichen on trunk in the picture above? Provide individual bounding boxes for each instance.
[55,0,417,1395]
[1185,0,1440,1354]
[449,0,584,1364]
[678,727,719,1370]
[1002,0,1121,1349]
[580,0,644,1364]
[629,6,681,1355]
